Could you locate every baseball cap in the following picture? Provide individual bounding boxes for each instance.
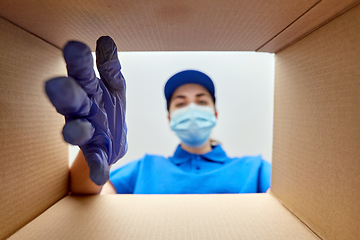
[164,70,215,110]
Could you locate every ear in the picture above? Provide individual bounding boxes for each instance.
[215,110,218,119]
[168,114,171,122]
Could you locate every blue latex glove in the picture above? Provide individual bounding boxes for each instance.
[45,36,127,185]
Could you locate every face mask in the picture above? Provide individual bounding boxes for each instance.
[170,103,217,148]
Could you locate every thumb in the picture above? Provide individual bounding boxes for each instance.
[62,119,95,146]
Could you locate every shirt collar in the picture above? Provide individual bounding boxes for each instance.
[170,144,228,165]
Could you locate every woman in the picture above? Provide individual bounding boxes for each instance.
[48,37,271,195]
[70,70,271,195]
[108,70,271,194]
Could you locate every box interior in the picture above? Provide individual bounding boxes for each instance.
[0,1,359,239]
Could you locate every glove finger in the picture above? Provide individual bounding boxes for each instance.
[62,119,95,146]
[96,36,126,93]
[63,41,100,98]
[82,148,109,186]
[45,77,91,117]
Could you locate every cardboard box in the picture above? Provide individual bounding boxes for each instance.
[0,1,359,239]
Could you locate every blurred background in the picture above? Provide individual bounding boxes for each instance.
[69,51,275,169]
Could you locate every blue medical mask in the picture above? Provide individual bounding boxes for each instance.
[170,103,217,148]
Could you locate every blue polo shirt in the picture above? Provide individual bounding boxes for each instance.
[109,145,271,194]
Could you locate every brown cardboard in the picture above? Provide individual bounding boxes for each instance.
[0,18,69,239]
[0,0,318,52]
[0,1,359,239]
[272,4,360,240]
[258,0,360,53]
[8,194,319,240]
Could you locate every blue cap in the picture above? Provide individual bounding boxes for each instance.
[164,70,215,109]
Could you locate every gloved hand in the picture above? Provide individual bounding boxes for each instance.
[45,36,127,185]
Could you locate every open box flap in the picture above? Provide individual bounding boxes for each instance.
[0,18,68,240]
[0,0,318,52]
[258,0,360,53]
[272,4,360,240]
[9,194,319,240]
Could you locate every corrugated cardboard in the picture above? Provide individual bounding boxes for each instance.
[8,194,319,240]
[0,18,68,239]
[0,0,359,239]
[0,0,318,52]
[272,4,360,240]
[258,0,360,52]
